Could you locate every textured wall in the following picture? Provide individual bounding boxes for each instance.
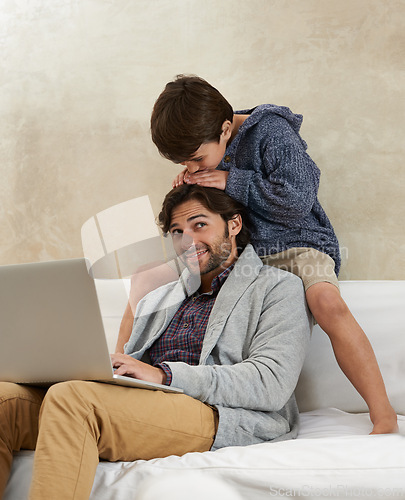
[1,0,404,279]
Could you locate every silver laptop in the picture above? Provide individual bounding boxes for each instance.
[0,258,182,394]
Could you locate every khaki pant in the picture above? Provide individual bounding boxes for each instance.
[261,247,340,291]
[0,381,218,500]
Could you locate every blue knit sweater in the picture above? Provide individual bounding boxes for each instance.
[218,104,341,275]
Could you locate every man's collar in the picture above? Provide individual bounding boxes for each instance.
[207,263,235,295]
[181,245,260,298]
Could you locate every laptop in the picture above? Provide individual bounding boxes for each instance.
[0,258,183,394]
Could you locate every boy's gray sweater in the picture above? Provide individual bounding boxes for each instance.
[218,104,341,274]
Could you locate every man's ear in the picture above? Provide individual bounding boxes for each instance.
[228,214,242,237]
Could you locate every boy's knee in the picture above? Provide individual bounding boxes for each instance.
[307,283,347,319]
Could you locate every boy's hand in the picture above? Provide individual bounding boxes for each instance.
[184,170,229,191]
[172,168,189,188]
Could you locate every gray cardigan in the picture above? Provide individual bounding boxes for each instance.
[218,104,341,274]
[125,245,311,450]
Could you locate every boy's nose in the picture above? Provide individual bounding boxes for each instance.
[181,162,199,174]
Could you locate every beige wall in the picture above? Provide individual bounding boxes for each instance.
[1,0,404,279]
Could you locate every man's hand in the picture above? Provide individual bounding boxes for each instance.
[110,354,167,385]
[184,170,229,190]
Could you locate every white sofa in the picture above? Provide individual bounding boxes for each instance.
[5,280,405,500]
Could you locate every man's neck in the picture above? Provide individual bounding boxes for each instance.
[199,257,238,294]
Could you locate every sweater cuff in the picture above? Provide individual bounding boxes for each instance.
[225,167,253,206]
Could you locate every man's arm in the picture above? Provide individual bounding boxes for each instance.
[164,273,311,412]
[114,262,179,353]
[115,302,134,353]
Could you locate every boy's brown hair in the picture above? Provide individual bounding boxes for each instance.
[151,75,233,163]
[158,184,251,252]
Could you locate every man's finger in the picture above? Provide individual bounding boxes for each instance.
[114,365,136,377]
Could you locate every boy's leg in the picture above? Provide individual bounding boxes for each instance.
[0,382,46,497]
[306,281,398,434]
[30,380,218,500]
[262,248,398,435]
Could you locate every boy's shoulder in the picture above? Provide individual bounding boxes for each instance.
[232,104,308,151]
[237,104,304,135]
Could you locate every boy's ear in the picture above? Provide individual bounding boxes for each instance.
[221,120,232,141]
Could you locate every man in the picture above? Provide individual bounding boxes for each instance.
[0,185,311,499]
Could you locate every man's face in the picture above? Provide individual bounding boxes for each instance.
[168,199,239,288]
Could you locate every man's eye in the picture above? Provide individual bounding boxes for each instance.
[196,222,206,228]
[170,230,182,236]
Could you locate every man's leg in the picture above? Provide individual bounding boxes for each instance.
[306,282,398,434]
[30,380,218,500]
[0,382,46,497]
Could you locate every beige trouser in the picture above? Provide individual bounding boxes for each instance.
[261,247,340,291]
[0,381,218,500]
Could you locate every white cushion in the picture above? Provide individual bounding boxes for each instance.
[295,281,405,414]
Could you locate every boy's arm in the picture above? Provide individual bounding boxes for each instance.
[224,119,321,223]
[227,156,319,224]
[186,118,321,223]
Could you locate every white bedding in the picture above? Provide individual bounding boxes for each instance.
[5,409,405,500]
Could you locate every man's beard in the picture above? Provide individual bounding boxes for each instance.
[182,227,232,275]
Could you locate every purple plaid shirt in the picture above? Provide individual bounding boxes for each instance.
[149,264,234,385]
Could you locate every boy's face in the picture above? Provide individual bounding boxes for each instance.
[180,120,232,174]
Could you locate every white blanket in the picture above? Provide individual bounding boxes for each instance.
[5,409,405,500]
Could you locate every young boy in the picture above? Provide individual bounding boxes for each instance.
[146,74,397,434]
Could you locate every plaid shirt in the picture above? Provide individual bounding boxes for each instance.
[149,264,234,385]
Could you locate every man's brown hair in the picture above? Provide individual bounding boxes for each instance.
[151,75,233,163]
[158,184,250,252]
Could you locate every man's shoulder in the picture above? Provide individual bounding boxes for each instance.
[255,265,307,312]
[259,264,304,289]
[230,245,305,293]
